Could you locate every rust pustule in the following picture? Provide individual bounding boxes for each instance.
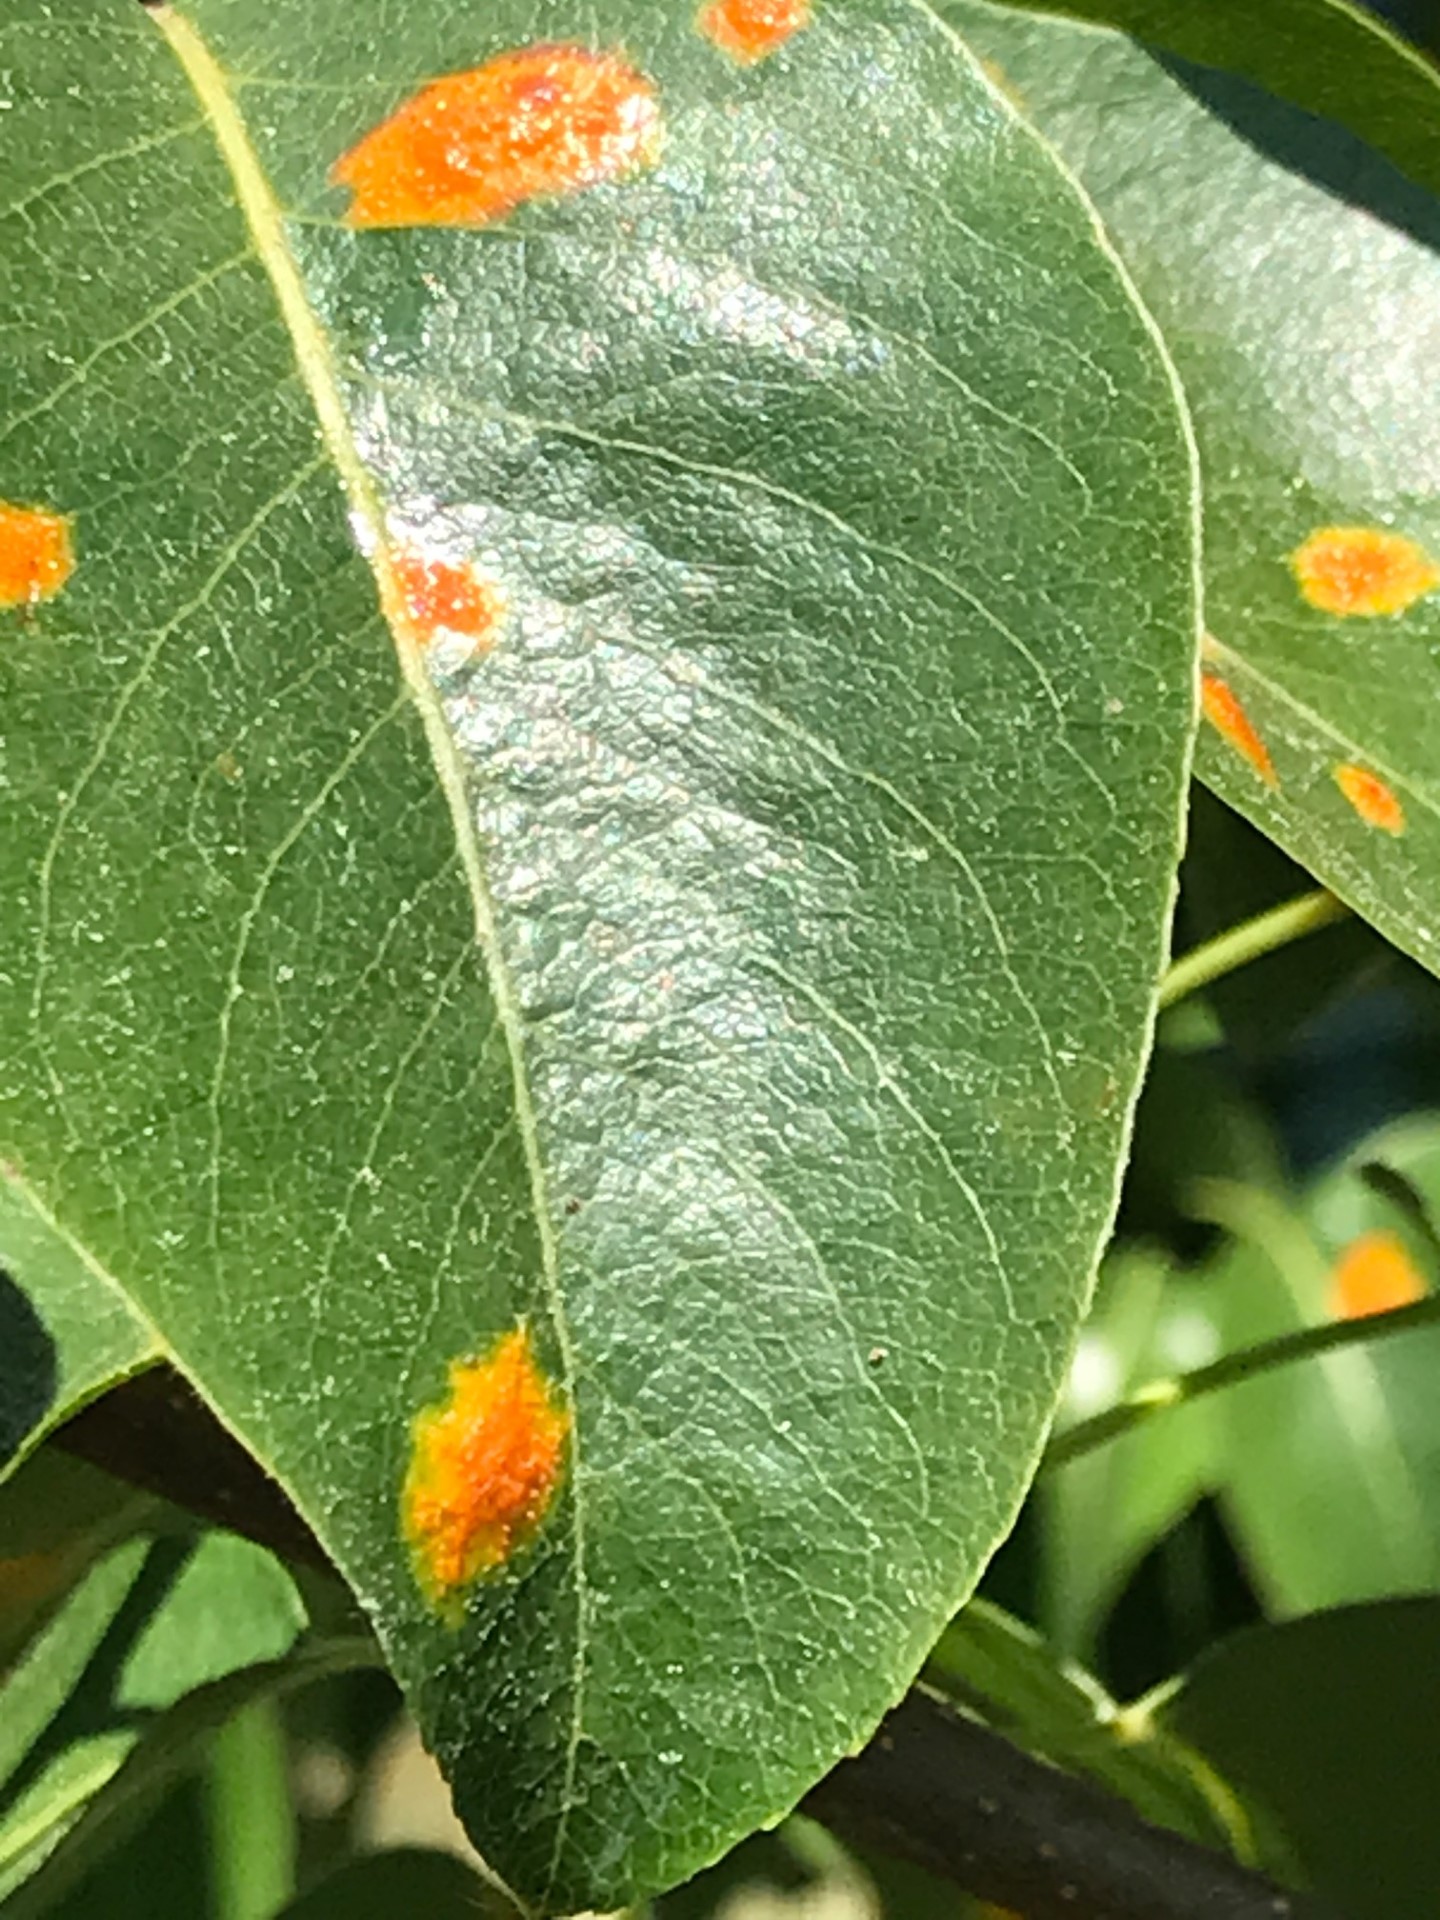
[331,45,661,229]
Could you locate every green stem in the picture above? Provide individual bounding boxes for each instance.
[1045,1292,1440,1471]
[1157,888,1349,1011]
[206,1699,295,1920]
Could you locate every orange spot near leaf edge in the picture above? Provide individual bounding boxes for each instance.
[1200,672,1277,789]
[389,546,507,654]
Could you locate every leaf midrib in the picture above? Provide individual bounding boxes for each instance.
[148,5,588,1892]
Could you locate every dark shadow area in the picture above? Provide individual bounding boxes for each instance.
[1159,52,1440,258]
[0,1269,59,1473]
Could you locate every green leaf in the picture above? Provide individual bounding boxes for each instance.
[1044,1247,1219,1654]
[987,0,1440,204]
[0,1178,157,1481]
[948,0,1440,974]
[0,0,1197,1904]
[1158,1597,1440,1920]
[928,1598,1245,1855]
[277,1849,506,1920]
[0,1528,307,1904]
[1198,1138,1440,1612]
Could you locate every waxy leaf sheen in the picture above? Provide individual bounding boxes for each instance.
[0,0,1195,1905]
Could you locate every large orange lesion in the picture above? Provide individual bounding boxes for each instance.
[1328,1229,1426,1321]
[1200,671,1277,788]
[0,501,74,609]
[403,1327,570,1620]
[388,546,507,656]
[697,0,812,63]
[330,45,662,230]
[1291,525,1440,618]
[1334,762,1406,836]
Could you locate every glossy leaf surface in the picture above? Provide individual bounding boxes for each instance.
[0,0,1195,1903]
[951,0,1440,974]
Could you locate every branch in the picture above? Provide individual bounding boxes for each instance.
[1158,888,1349,1011]
[805,1688,1342,1920]
[60,1373,1343,1919]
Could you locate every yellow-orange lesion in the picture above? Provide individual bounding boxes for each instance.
[1328,1230,1426,1321]
[403,1326,570,1620]
[697,0,813,62]
[0,501,74,609]
[329,45,662,230]
[1291,525,1440,618]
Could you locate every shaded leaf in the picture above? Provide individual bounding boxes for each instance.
[988,0,1440,202]
[0,1179,157,1481]
[0,0,1196,1903]
[0,1529,307,1904]
[949,0,1440,974]
[1159,1597,1440,1920]
[277,1848,506,1920]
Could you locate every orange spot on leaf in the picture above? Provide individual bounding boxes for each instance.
[1334,762,1405,835]
[698,0,812,62]
[331,45,661,229]
[1200,672,1277,788]
[390,547,506,653]
[1291,525,1440,618]
[403,1327,569,1618]
[0,501,73,609]
[1329,1229,1425,1321]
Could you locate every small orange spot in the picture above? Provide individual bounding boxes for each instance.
[403,1327,569,1618]
[1329,1229,1426,1321]
[390,547,506,652]
[1291,525,1440,618]
[1200,672,1277,788]
[697,0,812,62]
[0,501,73,609]
[1334,762,1405,835]
[331,45,661,229]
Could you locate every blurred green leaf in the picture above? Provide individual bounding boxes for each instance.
[276,1848,506,1920]
[1158,1597,1440,1919]
[0,0,1197,1900]
[0,1529,307,1905]
[949,0,1440,975]
[928,1598,1245,1855]
[1200,1135,1440,1612]
[1044,1249,1219,1655]
[0,1452,157,1668]
[988,0,1440,202]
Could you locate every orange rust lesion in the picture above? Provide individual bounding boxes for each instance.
[1291,525,1440,618]
[330,45,662,230]
[697,0,812,62]
[0,501,74,609]
[1200,672,1277,789]
[1328,1229,1426,1321]
[1334,762,1405,836]
[403,1326,569,1621]
[389,546,507,654]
